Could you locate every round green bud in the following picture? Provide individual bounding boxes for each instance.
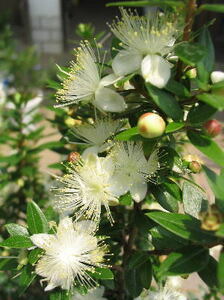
[137,113,166,138]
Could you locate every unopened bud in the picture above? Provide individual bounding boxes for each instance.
[211,71,224,84]
[189,161,202,173]
[67,152,80,163]
[203,119,222,138]
[200,205,223,231]
[137,113,166,138]
[186,68,197,79]
[159,255,167,263]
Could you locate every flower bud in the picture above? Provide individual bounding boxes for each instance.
[67,152,81,163]
[200,205,223,231]
[159,255,167,263]
[203,119,222,138]
[186,68,197,79]
[211,71,224,84]
[189,161,202,173]
[137,113,166,138]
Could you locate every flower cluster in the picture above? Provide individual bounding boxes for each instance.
[32,7,180,298]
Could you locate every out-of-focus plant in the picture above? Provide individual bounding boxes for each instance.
[1,1,224,300]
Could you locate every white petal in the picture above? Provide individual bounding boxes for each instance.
[211,71,224,84]
[141,54,171,88]
[94,86,126,112]
[130,182,147,202]
[57,217,74,235]
[30,234,54,250]
[109,173,130,197]
[44,282,57,291]
[99,73,121,87]
[82,145,100,159]
[112,50,142,76]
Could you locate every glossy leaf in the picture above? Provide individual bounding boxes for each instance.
[165,79,191,98]
[218,250,224,292]
[158,246,209,277]
[197,94,224,110]
[165,122,185,134]
[19,265,36,295]
[0,235,33,248]
[187,103,217,124]
[146,84,183,121]
[147,211,218,244]
[5,223,29,237]
[27,201,49,234]
[199,4,224,13]
[183,181,208,218]
[92,267,114,280]
[115,127,138,141]
[106,0,184,8]
[175,42,206,66]
[198,256,218,288]
[188,131,224,167]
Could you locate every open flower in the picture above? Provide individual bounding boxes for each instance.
[73,286,106,300]
[30,218,108,291]
[135,286,187,300]
[109,8,178,88]
[52,153,119,223]
[110,142,159,202]
[56,41,126,112]
[70,118,123,157]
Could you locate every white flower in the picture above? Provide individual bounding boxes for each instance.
[110,142,159,202]
[135,286,187,300]
[70,118,123,158]
[109,9,178,88]
[73,286,106,300]
[56,41,126,112]
[30,217,108,291]
[211,71,224,84]
[52,153,119,223]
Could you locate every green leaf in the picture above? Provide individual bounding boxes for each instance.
[197,27,215,83]
[218,250,224,292]
[28,248,43,264]
[198,256,218,288]
[150,226,188,250]
[146,84,183,121]
[187,103,217,124]
[119,192,133,206]
[196,94,224,110]
[0,235,33,248]
[188,130,224,167]
[175,42,206,66]
[0,153,23,165]
[199,4,224,13]
[28,141,65,155]
[127,251,149,270]
[203,166,224,211]
[92,267,114,280]
[139,259,152,289]
[183,181,208,218]
[158,246,209,277]
[125,268,143,297]
[146,211,218,244]
[165,122,185,134]
[19,265,36,295]
[115,127,138,141]
[27,201,49,234]
[216,224,224,238]
[50,291,71,300]
[106,0,184,8]
[5,223,29,236]
[151,182,180,213]
[165,79,191,98]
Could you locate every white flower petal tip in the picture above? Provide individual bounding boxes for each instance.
[135,286,187,300]
[30,234,54,250]
[211,71,224,84]
[94,86,126,112]
[99,73,121,86]
[72,286,106,300]
[130,182,148,203]
[32,217,108,291]
[141,54,171,88]
[112,50,142,76]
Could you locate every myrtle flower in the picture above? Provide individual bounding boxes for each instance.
[52,153,119,223]
[73,286,106,300]
[109,8,178,88]
[56,41,126,112]
[135,286,187,300]
[70,118,123,157]
[110,142,159,202]
[30,218,108,291]
[211,71,224,84]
